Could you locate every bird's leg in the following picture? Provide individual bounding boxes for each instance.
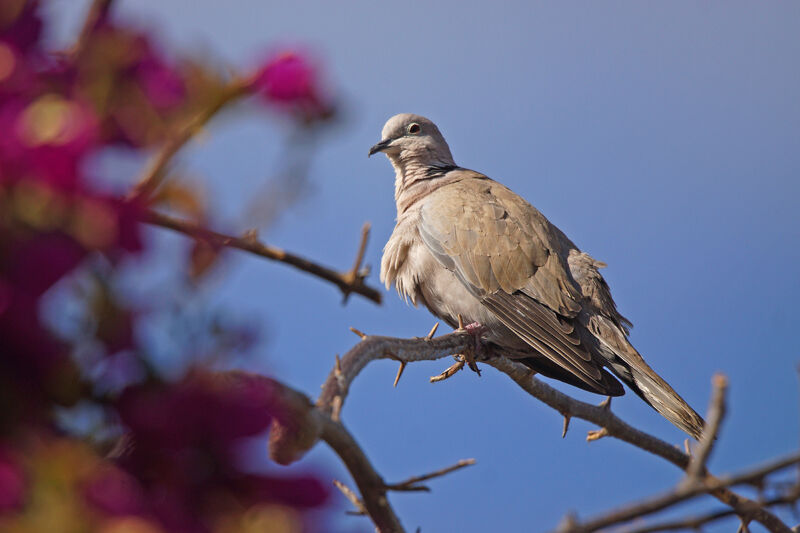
[458,318,489,375]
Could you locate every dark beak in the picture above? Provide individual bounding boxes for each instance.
[368,138,392,157]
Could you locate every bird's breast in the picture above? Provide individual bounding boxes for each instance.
[382,225,518,346]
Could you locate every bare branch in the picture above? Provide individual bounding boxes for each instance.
[682,373,728,487]
[314,333,792,533]
[385,459,476,492]
[128,81,251,202]
[555,452,800,533]
[317,330,473,416]
[341,222,372,303]
[487,357,792,533]
[629,484,800,533]
[142,209,382,304]
[69,0,113,58]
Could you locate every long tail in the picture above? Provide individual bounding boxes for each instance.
[615,357,705,440]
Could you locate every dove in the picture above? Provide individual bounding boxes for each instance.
[369,113,705,439]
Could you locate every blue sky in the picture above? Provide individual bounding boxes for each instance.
[53,2,800,531]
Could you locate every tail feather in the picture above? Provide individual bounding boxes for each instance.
[588,316,705,439]
[618,361,705,440]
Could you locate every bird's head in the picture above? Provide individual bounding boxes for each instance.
[369,113,455,168]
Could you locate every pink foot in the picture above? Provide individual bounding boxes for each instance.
[461,321,489,375]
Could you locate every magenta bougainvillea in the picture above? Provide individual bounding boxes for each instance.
[0,1,334,531]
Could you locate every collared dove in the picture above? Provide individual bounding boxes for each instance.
[369,113,705,439]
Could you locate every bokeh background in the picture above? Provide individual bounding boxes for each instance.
[45,1,800,531]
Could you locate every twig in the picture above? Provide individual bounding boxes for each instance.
[682,373,728,487]
[341,222,371,303]
[487,357,792,533]
[142,209,382,304]
[69,0,113,58]
[555,451,800,533]
[318,416,405,532]
[127,80,251,202]
[385,459,476,492]
[627,485,800,533]
[333,479,367,515]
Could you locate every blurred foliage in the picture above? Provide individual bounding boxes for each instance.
[0,1,336,531]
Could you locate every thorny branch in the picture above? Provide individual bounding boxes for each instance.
[489,357,793,533]
[384,458,476,492]
[143,209,381,304]
[260,373,473,533]
[628,484,800,533]
[311,330,796,532]
[557,451,800,533]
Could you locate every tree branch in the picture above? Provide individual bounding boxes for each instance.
[318,415,405,531]
[127,80,251,202]
[142,209,382,304]
[556,451,800,533]
[385,459,476,492]
[312,330,793,532]
[317,330,473,416]
[629,484,800,533]
[250,372,471,532]
[69,0,113,58]
[682,373,727,487]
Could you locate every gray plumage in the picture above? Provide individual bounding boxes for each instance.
[370,113,705,439]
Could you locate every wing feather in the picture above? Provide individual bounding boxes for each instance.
[419,173,617,393]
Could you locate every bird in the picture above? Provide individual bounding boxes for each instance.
[369,113,705,439]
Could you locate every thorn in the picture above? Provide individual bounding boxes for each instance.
[334,354,342,377]
[557,512,580,533]
[331,395,343,422]
[349,327,367,339]
[241,228,259,242]
[684,438,691,456]
[562,414,571,439]
[393,361,407,387]
[425,322,440,340]
[586,427,609,442]
[599,396,612,410]
[457,314,465,330]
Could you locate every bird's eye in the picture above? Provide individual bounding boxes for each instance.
[407,123,421,135]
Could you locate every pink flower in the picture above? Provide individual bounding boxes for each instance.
[0,95,99,188]
[0,447,25,513]
[108,372,329,531]
[251,50,331,118]
[0,0,43,55]
[134,44,186,111]
[84,465,147,517]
